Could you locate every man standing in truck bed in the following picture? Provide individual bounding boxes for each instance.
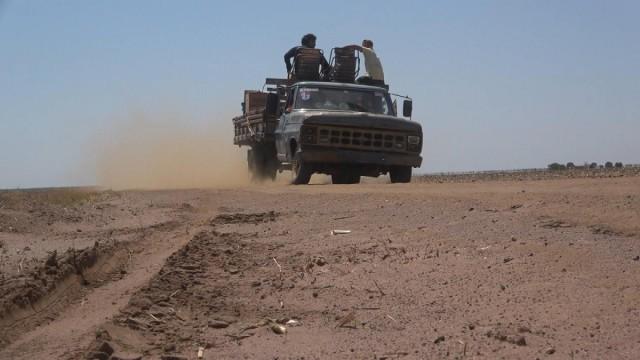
[345,39,385,86]
[284,33,331,77]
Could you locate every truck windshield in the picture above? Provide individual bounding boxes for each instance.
[294,87,393,115]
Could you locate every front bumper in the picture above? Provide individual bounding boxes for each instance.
[300,147,422,167]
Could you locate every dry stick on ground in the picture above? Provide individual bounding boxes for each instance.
[272,257,284,307]
[336,311,357,329]
[373,279,386,296]
[333,215,355,220]
[148,311,161,322]
[272,257,283,281]
[272,257,282,272]
[18,257,25,273]
[458,340,467,357]
[354,306,381,310]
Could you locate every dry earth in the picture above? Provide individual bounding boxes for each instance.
[1,173,639,359]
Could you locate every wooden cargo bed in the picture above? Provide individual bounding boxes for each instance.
[233,110,278,145]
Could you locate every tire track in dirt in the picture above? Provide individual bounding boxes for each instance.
[0,220,182,343]
[83,213,280,359]
[0,218,200,360]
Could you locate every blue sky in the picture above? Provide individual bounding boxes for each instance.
[1,1,639,188]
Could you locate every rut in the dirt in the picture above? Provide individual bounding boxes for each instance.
[0,241,120,348]
[210,211,280,225]
[88,229,271,358]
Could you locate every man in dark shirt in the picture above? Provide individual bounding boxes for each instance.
[284,33,330,77]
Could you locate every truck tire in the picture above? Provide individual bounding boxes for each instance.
[249,146,277,182]
[390,166,412,183]
[247,149,255,174]
[331,172,360,184]
[291,153,312,185]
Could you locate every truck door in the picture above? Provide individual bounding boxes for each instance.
[275,87,295,162]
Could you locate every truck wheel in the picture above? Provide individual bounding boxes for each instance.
[247,149,258,181]
[267,166,277,181]
[331,172,360,184]
[291,153,312,185]
[249,146,278,182]
[390,166,412,183]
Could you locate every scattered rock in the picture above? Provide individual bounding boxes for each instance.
[86,351,110,360]
[517,326,531,333]
[313,256,327,266]
[589,225,622,236]
[111,353,143,360]
[503,257,514,263]
[179,202,194,211]
[208,320,230,329]
[97,341,114,356]
[434,335,445,344]
[125,317,150,330]
[271,323,287,334]
[540,219,572,229]
[633,256,639,261]
[486,329,527,346]
[95,328,112,341]
[129,296,153,310]
[45,250,58,268]
[545,347,556,355]
[161,355,188,360]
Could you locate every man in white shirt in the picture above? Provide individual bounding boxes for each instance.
[344,39,385,86]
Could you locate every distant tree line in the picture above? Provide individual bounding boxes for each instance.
[547,161,624,170]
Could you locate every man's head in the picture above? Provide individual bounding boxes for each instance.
[362,39,374,49]
[301,33,317,48]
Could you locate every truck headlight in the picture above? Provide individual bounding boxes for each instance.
[301,126,317,144]
[407,135,421,145]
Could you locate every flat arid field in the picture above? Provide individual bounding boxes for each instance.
[1,174,639,359]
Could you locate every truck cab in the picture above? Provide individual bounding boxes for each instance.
[274,81,422,184]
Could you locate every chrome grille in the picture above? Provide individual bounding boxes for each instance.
[317,126,407,152]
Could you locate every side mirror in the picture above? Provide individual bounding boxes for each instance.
[280,100,291,114]
[402,100,413,118]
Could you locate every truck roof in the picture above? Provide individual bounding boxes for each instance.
[294,81,388,92]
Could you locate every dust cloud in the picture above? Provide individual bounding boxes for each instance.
[96,111,250,190]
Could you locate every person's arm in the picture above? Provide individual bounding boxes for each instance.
[321,54,331,74]
[343,44,364,52]
[284,46,297,74]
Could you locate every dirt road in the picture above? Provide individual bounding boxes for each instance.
[1,176,639,359]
